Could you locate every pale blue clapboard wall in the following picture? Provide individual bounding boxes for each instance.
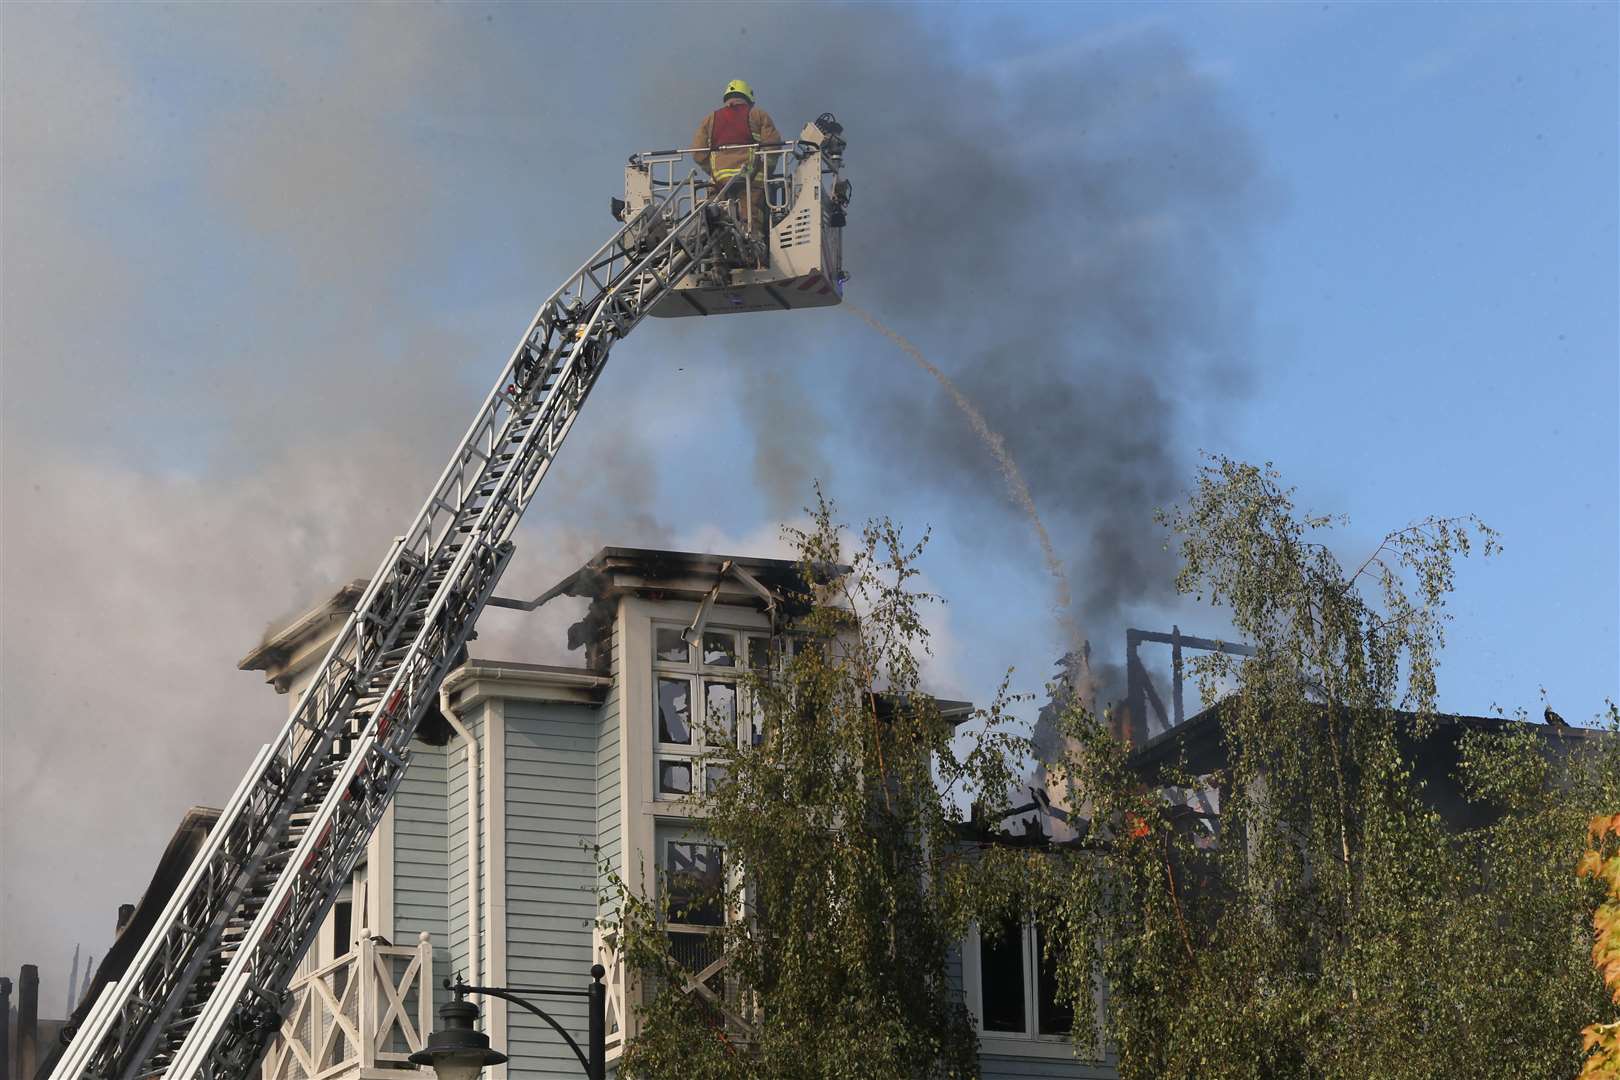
[504,698,599,1077]
[981,1053,1115,1079]
[393,615,1112,1079]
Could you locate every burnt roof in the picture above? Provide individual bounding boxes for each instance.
[1127,699,1606,782]
[556,546,835,658]
[557,546,817,598]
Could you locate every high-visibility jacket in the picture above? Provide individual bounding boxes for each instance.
[692,102,782,180]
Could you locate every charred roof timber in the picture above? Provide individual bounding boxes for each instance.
[523,547,833,669]
[1125,626,1257,742]
[237,548,830,684]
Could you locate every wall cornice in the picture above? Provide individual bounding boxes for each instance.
[442,660,610,710]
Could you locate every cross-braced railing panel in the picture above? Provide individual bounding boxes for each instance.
[360,939,431,1066]
[591,928,625,1053]
[260,934,432,1080]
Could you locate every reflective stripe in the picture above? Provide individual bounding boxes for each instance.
[712,149,758,180]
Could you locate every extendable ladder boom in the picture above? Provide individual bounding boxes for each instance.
[50,163,767,1080]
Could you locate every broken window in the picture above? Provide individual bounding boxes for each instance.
[702,629,737,667]
[657,677,692,744]
[665,841,725,927]
[747,691,765,747]
[656,626,690,664]
[653,621,770,801]
[704,681,737,742]
[704,763,729,793]
[658,759,694,796]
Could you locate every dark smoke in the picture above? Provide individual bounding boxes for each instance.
[2,4,1263,1006]
[687,11,1264,694]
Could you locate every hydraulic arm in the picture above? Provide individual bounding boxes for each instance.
[49,129,838,1080]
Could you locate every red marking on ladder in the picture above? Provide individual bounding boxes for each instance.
[301,820,334,877]
[376,689,403,742]
[795,275,820,291]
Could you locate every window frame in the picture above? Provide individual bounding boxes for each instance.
[963,917,1108,1061]
[662,838,728,931]
[652,622,754,802]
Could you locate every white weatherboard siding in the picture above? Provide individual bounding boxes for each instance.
[446,704,489,1003]
[393,739,452,1012]
[597,624,622,899]
[504,699,599,1077]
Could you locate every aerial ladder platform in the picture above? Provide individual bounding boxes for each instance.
[50,115,849,1080]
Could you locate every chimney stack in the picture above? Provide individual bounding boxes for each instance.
[65,949,80,1019]
[16,966,38,1080]
[77,959,95,1015]
[2,975,13,1080]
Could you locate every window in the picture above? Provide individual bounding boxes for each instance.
[658,759,694,797]
[1034,923,1076,1035]
[653,622,756,800]
[656,626,691,664]
[979,919,1026,1033]
[973,917,1077,1041]
[333,900,353,958]
[665,841,725,927]
[701,630,737,667]
[654,835,738,1016]
[704,681,737,741]
[657,677,692,744]
[662,837,727,986]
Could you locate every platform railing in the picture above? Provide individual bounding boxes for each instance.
[633,142,832,235]
[261,933,434,1080]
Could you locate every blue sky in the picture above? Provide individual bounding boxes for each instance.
[2,1,1615,1012]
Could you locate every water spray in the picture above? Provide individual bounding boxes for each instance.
[845,303,1084,658]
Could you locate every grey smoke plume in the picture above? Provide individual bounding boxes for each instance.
[2,4,1260,1009]
[646,11,1262,775]
[692,10,1263,694]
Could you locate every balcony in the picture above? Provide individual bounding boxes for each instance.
[262,933,435,1080]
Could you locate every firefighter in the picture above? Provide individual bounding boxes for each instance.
[693,79,782,248]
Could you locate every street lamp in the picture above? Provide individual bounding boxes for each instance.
[408,998,505,1080]
[411,966,607,1080]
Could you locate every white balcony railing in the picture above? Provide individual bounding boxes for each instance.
[263,933,435,1080]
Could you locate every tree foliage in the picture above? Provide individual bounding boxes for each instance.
[1016,456,1617,1079]
[1580,809,1620,1079]
[599,491,1025,1079]
[598,462,1615,1079]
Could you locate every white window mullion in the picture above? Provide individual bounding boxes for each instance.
[1023,919,1039,1038]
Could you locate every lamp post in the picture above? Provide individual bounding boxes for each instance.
[410,966,606,1080]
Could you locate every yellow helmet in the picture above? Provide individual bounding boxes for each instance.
[723,78,755,103]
